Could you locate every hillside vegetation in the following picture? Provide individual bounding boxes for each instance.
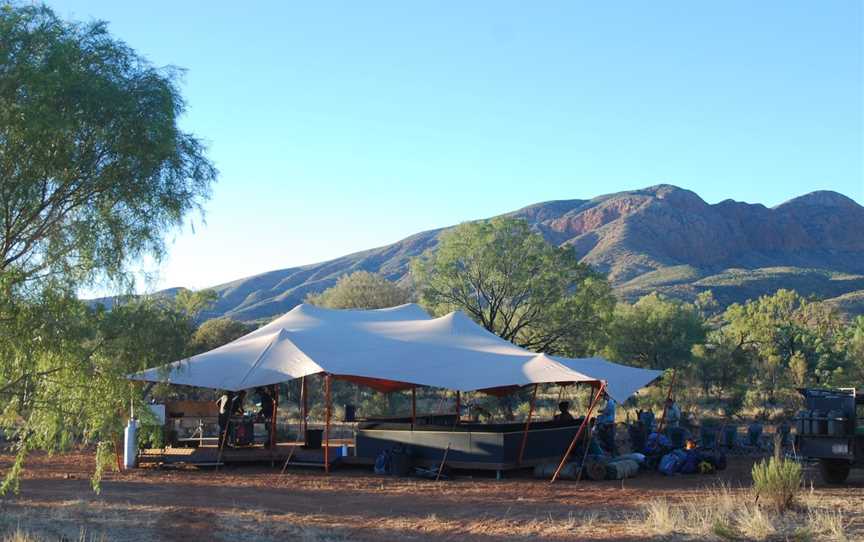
[163,185,864,322]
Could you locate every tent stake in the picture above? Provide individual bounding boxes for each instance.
[324,373,331,474]
[517,384,539,466]
[550,382,606,483]
[435,443,451,482]
[656,369,677,434]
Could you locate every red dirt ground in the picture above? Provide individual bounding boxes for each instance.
[1,451,862,541]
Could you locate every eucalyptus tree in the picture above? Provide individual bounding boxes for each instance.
[0,4,215,293]
[305,271,410,309]
[0,4,215,492]
[411,217,614,356]
[603,293,707,370]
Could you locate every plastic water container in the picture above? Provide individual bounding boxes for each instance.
[606,459,639,480]
[699,419,720,449]
[747,422,763,446]
[796,410,808,435]
[812,410,828,435]
[827,410,846,437]
[724,425,737,448]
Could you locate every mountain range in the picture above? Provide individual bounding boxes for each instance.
[137,184,864,322]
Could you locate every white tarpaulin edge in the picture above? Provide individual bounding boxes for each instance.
[129,303,659,400]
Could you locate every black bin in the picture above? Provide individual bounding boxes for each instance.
[391,451,413,477]
[304,429,323,449]
[344,404,356,422]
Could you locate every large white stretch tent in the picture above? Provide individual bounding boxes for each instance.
[129,303,661,402]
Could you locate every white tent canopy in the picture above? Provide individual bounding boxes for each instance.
[129,303,661,402]
[554,356,663,405]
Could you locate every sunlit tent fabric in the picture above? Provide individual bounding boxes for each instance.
[128,303,659,399]
[554,356,662,404]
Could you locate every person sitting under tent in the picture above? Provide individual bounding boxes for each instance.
[554,401,574,423]
[665,398,682,429]
[596,395,617,455]
[254,386,275,447]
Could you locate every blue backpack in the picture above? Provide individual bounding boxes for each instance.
[374,449,391,475]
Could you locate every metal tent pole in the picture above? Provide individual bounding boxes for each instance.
[657,369,677,434]
[301,375,308,435]
[550,382,606,483]
[324,373,332,474]
[517,384,539,466]
[411,387,417,428]
[270,384,279,466]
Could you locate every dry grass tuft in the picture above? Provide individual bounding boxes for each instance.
[643,498,683,535]
[1,527,107,542]
[806,507,847,542]
[634,483,850,541]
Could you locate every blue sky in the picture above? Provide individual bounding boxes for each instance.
[49,1,863,294]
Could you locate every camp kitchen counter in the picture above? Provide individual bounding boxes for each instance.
[353,415,583,471]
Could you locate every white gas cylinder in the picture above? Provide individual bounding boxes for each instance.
[123,418,138,469]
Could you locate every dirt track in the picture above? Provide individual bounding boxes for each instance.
[1,451,862,541]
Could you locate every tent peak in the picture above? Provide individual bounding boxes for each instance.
[288,302,431,318]
[438,309,478,326]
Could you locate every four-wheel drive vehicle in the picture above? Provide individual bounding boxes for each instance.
[795,388,864,484]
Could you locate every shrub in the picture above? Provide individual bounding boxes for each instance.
[752,455,803,513]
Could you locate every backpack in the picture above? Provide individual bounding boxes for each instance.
[374,449,392,475]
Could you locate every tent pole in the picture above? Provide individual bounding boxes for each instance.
[656,369,677,434]
[517,384,539,466]
[270,384,279,464]
[301,375,308,436]
[550,382,606,483]
[411,387,417,428]
[324,373,331,474]
[455,391,461,422]
[434,390,446,414]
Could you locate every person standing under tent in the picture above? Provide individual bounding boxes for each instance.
[217,390,235,447]
[596,395,617,455]
[254,386,275,447]
[665,398,681,429]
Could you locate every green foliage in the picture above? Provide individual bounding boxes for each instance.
[188,317,251,355]
[0,446,26,496]
[305,271,410,309]
[692,331,751,398]
[0,3,215,492]
[0,3,215,293]
[844,316,864,382]
[695,290,720,320]
[721,289,850,400]
[411,217,614,355]
[789,352,808,387]
[0,292,201,495]
[604,293,706,369]
[174,289,219,319]
[91,440,116,495]
[752,455,803,513]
